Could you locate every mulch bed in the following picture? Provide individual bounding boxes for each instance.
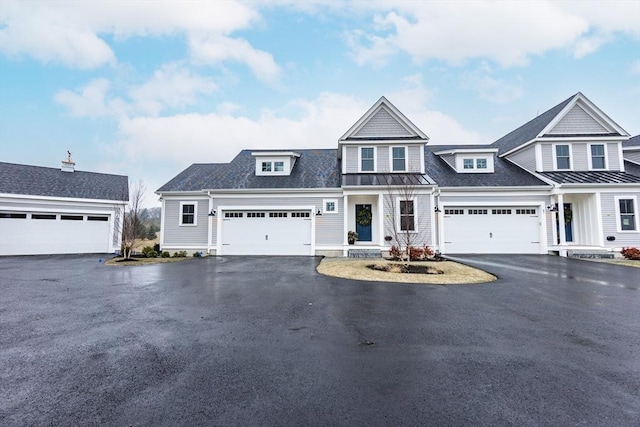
[367,263,444,275]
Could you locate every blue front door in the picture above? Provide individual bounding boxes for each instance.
[355,204,372,242]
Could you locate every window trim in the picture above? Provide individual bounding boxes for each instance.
[261,161,272,172]
[553,143,573,171]
[614,196,638,233]
[462,158,475,170]
[395,197,418,233]
[390,146,408,172]
[476,158,487,169]
[588,143,608,170]
[358,146,377,173]
[179,201,198,226]
[323,198,338,214]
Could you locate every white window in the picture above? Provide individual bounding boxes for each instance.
[274,161,284,172]
[180,202,197,226]
[554,144,571,170]
[360,147,375,172]
[589,144,606,170]
[396,198,417,232]
[463,159,474,169]
[476,158,487,169]
[391,146,406,171]
[261,162,272,172]
[615,196,638,232]
[323,199,338,214]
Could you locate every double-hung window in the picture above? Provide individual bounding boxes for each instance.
[180,202,196,225]
[392,147,406,171]
[618,198,637,231]
[463,159,474,169]
[399,199,415,231]
[274,161,284,172]
[590,144,605,169]
[555,145,571,170]
[361,147,374,172]
[476,158,487,169]
[261,162,272,172]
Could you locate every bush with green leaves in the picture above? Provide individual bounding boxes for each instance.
[141,246,157,258]
[193,251,202,257]
[161,251,170,258]
[172,251,187,258]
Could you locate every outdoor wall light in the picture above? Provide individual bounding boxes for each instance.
[546,204,558,212]
[316,209,322,216]
[208,209,216,216]
[434,206,441,213]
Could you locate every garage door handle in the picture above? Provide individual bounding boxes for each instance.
[265,235,268,241]
[489,232,492,238]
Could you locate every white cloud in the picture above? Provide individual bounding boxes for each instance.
[129,63,218,116]
[629,59,640,75]
[54,79,127,117]
[460,62,524,104]
[189,35,281,82]
[344,0,638,68]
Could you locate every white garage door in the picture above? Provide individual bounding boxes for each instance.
[0,212,111,255]
[221,210,313,255]
[443,207,541,254]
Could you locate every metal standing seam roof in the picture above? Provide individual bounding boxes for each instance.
[539,170,640,184]
[0,162,129,201]
[342,173,434,186]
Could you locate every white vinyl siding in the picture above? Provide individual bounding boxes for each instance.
[382,194,432,246]
[345,146,358,173]
[507,145,537,172]
[624,151,640,165]
[163,199,209,247]
[352,107,413,138]
[600,193,640,247]
[607,143,622,170]
[541,144,554,171]
[548,104,609,134]
[571,144,588,170]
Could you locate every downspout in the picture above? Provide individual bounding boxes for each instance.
[207,191,213,254]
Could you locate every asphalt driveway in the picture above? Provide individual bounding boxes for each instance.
[1,254,638,426]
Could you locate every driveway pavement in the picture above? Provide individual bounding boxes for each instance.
[1,254,638,426]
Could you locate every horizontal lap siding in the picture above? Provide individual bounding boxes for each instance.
[408,145,422,173]
[211,196,343,246]
[377,145,390,172]
[508,145,536,172]
[600,193,640,247]
[163,199,209,247]
[382,193,432,247]
[624,151,640,164]
[573,144,588,170]
[345,146,358,173]
[607,143,621,170]
[548,105,608,134]
[541,144,553,171]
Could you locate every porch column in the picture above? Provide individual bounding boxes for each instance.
[343,194,349,256]
[207,195,213,254]
[558,193,566,245]
[378,193,384,246]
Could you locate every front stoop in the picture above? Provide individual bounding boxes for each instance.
[567,250,615,259]
[348,249,382,259]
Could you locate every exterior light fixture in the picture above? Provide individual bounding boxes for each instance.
[208,209,216,216]
[316,209,322,216]
[434,206,441,213]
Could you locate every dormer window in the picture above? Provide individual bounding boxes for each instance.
[463,159,474,169]
[392,147,406,171]
[476,158,487,169]
[433,148,498,174]
[253,151,300,176]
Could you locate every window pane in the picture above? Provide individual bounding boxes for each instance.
[556,145,569,156]
[476,158,487,169]
[182,204,194,214]
[463,159,474,169]
[261,162,272,172]
[361,148,374,171]
[591,145,604,156]
[401,216,414,231]
[326,201,335,212]
[274,161,284,172]
[619,199,634,214]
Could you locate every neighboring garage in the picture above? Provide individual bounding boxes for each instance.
[0,158,128,256]
[219,209,313,255]
[442,206,542,254]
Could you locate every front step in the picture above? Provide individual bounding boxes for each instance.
[348,249,382,259]
[567,250,615,259]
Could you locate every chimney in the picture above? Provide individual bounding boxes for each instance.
[61,150,75,172]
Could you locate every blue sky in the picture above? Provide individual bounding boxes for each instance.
[1,1,639,206]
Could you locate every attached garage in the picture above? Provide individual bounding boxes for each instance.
[442,206,542,254]
[0,212,112,256]
[219,209,313,255]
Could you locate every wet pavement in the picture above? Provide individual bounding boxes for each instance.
[1,254,639,426]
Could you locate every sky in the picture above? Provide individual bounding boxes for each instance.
[1,0,639,206]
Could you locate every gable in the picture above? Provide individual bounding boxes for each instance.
[547,104,610,135]
[352,107,414,138]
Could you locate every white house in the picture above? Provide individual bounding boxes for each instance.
[156,93,640,257]
[0,155,129,256]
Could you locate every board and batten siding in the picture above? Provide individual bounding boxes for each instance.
[162,198,209,247]
[548,104,608,135]
[382,193,432,247]
[507,145,536,172]
[600,192,640,247]
[211,196,343,246]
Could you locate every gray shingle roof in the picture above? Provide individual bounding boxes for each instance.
[0,162,128,201]
[157,149,341,192]
[624,135,640,147]
[491,94,575,155]
[539,170,640,184]
[425,146,549,187]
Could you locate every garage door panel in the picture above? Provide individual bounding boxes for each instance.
[221,211,312,256]
[443,207,540,254]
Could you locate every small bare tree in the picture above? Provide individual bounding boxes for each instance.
[115,178,146,260]
[384,175,424,263]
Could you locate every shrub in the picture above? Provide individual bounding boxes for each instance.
[621,247,640,260]
[389,245,401,260]
[424,246,435,257]
[161,251,170,258]
[409,246,424,261]
[193,251,202,257]
[172,251,188,258]
[141,246,156,258]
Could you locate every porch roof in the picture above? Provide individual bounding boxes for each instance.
[540,170,640,184]
[342,173,434,187]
